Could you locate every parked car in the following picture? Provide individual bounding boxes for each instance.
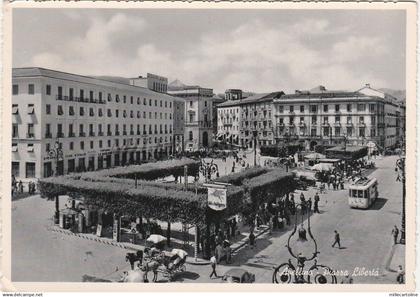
[221,268,255,283]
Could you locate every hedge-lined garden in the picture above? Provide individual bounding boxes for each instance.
[38,158,296,225]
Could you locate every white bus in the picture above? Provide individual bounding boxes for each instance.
[348,177,378,209]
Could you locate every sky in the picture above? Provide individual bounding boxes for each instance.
[13,9,406,94]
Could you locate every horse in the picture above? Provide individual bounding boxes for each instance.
[125,250,143,270]
[141,260,161,282]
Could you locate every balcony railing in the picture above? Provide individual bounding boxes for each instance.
[26,133,35,138]
[98,131,104,136]
[89,132,95,137]
[57,132,64,138]
[107,131,112,136]
[45,133,52,138]
[68,132,75,137]
[79,132,86,137]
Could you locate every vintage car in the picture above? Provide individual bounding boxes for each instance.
[221,268,256,283]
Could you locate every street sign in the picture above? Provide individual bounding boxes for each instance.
[205,183,227,211]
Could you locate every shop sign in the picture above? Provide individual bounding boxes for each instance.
[204,183,227,211]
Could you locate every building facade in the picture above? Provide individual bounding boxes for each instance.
[172,97,185,154]
[216,92,284,149]
[272,85,405,151]
[168,87,216,151]
[12,67,176,180]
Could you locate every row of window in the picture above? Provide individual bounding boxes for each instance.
[276,103,378,113]
[12,103,173,120]
[276,115,379,125]
[276,126,377,137]
[12,83,173,109]
[12,136,172,154]
[11,123,173,139]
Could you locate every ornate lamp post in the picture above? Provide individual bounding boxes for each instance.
[272,201,337,284]
[48,140,64,224]
[395,156,405,244]
[199,158,219,183]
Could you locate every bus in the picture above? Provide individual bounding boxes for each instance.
[348,177,378,209]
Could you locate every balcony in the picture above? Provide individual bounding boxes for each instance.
[334,122,341,127]
[346,122,353,127]
[68,132,75,137]
[115,131,120,136]
[123,131,127,136]
[130,131,134,135]
[89,132,95,137]
[358,122,366,127]
[79,132,86,137]
[57,132,64,138]
[45,133,52,138]
[26,133,35,139]
[322,122,330,127]
[107,131,112,136]
[98,131,104,136]
[299,122,306,127]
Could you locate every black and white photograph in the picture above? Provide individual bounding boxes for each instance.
[3,2,417,291]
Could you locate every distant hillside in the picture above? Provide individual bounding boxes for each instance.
[379,88,406,101]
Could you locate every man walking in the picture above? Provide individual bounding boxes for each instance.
[332,230,341,248]
[392,226,399,244]
[314,193,320,213]
[209,255,218,278]
[249,230,256,249]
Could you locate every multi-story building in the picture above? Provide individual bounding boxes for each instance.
[172,97,185,153]
[273,85,405,151]
[12,67,176,179]
[216,100,242,146]
[216,92,284,149]
[168,86,216,151]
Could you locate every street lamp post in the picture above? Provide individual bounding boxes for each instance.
[48,140,64,224]
[395,157,405,244]
[272,201,337,284]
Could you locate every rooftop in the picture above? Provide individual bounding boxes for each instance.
[217,91,284,108]
[13,67,177,100]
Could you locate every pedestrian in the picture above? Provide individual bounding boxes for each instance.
[332,230,341,248]
[249,230,256,249]
[314,194,320,214]
[396,265,404,284]
[209,255,218,278]
[300,193,306,215]
[392,226,399,244]
[307,198,312,213]
[268,216,274,235]
[18,180,23,193]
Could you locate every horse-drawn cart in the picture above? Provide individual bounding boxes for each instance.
[142,248,188,282]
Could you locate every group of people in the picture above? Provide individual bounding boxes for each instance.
[11,175,36,196]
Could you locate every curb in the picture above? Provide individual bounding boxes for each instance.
[49,224,270,265]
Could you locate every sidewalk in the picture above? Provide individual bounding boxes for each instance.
[49,223,270,265]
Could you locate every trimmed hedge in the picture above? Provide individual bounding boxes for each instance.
[38,159,294,224]
[214,167,268,186]
[81,158,200,181]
